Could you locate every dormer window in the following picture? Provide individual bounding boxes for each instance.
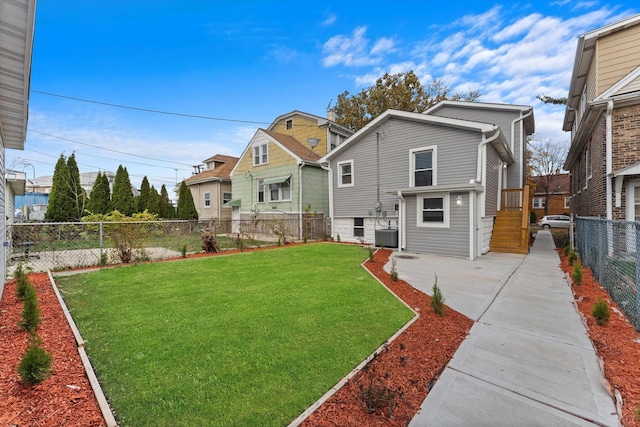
[285,119,293,130]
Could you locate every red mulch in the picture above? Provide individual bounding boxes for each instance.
[557,250,640,427]
[0,273,106,426]
[2,244,638,426]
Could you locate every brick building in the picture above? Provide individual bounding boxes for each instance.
[563,15,640,221]
[531,174,571,219]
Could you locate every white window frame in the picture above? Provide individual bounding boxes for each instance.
[269,179,291,202]
[532,197,546,209]
[337,160,354,187]
[253,143,268,166]
[353,218,364,237]
[417,193,449,228]
[585,147,592,181]
[223,192,232,204]
[257,179,265,203]
[204,192,211,208]
[564,196,570,209]
[410,145,437,187]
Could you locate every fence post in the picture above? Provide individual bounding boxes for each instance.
[99,222,104,261]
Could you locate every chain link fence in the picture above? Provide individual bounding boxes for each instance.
[575,217,640,330]
[6,217,329,275]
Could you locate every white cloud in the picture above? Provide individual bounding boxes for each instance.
[370,37,395,55]
[322,14,337,26]
[322,26,395,67]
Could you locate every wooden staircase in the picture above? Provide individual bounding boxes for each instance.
[490,186,531,255]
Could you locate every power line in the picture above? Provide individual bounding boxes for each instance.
[32,90,272,125]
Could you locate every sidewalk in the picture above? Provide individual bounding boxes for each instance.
[394,231,620,426]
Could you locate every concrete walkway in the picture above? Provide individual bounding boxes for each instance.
[391,231,620,426]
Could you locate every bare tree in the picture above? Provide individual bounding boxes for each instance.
[528,138,569,216]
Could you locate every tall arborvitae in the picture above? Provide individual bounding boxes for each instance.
[67,153,86,220]
[159,184,176,218]
[177,181,198,219]
[87,172,112,215]
[45,154,75,221]
[137,176,151,213]
[112,165,135,216]
[147,185,161,216]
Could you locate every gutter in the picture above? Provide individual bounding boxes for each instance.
[606,100,614,220]
[397,191,405,252]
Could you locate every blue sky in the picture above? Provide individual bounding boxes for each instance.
[9,0,638,192]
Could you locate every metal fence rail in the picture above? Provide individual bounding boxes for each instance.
[6,217,329,275]
[575,217,640,330]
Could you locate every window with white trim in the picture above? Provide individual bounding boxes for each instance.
[269,179,291,201]
[354,218,364,237]
[204,192,211,208]
[585,147,592,180]
[564,196,570,209]
[223,192,232,204]
[253,144,268,166]
[330,133,344,150]
[410,146,437,187]
[337,160,354,187]
[417,193,449,228]
[532,197,546,209]
[257,179,265,203]
[285,119,293,129]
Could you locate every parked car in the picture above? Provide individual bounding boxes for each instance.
[537,215,570,229]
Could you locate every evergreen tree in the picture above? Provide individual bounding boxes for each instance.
[177,181,198,219]
[87,172,112,215]
[159,184,176,218]
[137,176,150,213]
[147,186,161,215]
[112,165,135,216]
[45,154,75,221]
[67,153,86,220]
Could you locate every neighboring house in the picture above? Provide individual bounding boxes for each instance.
[530,174,571,220]
[27,171,116,195]
[6,170,26,224]
[0,0,36,293]
[563,14,640,221]
[229,111,353,238]
[182,154,238,220]
[319,101,535,259]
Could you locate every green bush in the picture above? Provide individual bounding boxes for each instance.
[572,263,583,286]
[18,335,52,384]
[568,249,578,266]
[16,274,30,300]
[19,284,40,332]
[529,211,537,224]
[564,243,570,256]
[368,246,375,262]
[430,275,445,316]
[591,297,611,326]
[390,258,398,282]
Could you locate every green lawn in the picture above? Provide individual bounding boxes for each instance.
[56,244,413,426]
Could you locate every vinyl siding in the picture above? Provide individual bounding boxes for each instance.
[300,166,329,215]
[330,118,481,218]
[232,164,301,214]
[271,115,331,155]
[597,24,640,95]
[429,106,525,187]
[405,193,469,258]
[485,144,500,216]
[187,181,232,220]
[234,132,298,178]
[1,139,6,294]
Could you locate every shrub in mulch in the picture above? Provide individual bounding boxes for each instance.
[301,249,473,426]
[557,249,640,427]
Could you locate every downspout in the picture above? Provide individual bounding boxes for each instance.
[606,100,614,220]
[397,191,405,253]
[510,108,534,187]
[299,162,304,240]
[320,161,334,240]
[476,128,502,183]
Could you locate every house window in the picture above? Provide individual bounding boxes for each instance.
[269,179,291,202]
[337,160,354,187]
[253,144,268,166]
[410,146,437,187]
[223,192,232,204]
[354,218,364,237]
[257,179,265,203]
[564,196,571,209]
[417,194,449,228]
[204,192,211,208]
[285,119,293,130]
[585,147,592,180]
[330,133,343,150]
[532,197,546,209]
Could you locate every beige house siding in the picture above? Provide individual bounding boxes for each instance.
[597,24,640,94]
[271,115,331,155]
[188,181,232,220]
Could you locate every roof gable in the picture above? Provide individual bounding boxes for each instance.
[593,65,640,101]
[185,154,238,185]
[268,110,353,136]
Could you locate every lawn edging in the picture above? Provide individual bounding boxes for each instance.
[47,270,119,427]
[288,249,420,427]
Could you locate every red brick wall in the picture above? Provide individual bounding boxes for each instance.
[570,117,607,217]
[612,104,640,220]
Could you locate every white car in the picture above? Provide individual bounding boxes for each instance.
[537,215,570,229]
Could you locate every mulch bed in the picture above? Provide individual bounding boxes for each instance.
[1,243,639,426]
[557,249,640,427]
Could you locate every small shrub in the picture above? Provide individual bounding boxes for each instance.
[202,232,219,253]
[568,249,577,266]
[359,376,397,416]
[303,234,308,243]
[20,283,40,332]
[591,297,611,326]
[368,246,374,262]
[337,234,341,243]
[181,243,188,258]
[18,335,52,384]
[99,252,108,266]
[16,274,30,300]
[430,275,445,316]
[564,243,570,256]
[277,236,282,247]
[390,258,398,281]
[529,211,537,224]
[572,263,583,286]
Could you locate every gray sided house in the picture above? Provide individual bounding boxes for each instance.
[320,102,534,259]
